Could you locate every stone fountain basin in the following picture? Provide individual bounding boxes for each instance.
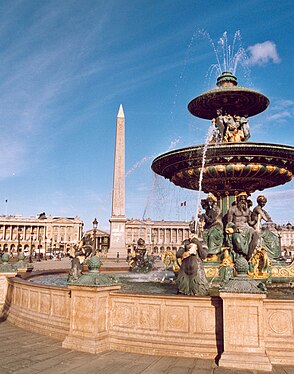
[152,142,294,196]
[1,270,293,364]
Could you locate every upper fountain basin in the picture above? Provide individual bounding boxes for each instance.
[188,86,269,119]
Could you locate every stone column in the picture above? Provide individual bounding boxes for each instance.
[108,105,127,258]
[219,292,272,371]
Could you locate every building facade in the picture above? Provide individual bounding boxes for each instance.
[0,213,83,257]
[266,222,294,257]
[126,218,191,254]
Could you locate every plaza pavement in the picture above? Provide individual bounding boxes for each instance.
[1,258,293,374]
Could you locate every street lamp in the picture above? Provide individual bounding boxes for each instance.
[29,232,34,263]
[44,236,47,260]
[17,227,22,254]
[50,238,53,259]
[92,218,98,255]
[38,236,42,261]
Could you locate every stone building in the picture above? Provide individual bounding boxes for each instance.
[84,228,110,253]
[125,218,191,254]
[0,213,83,257]
[266,222,294,257]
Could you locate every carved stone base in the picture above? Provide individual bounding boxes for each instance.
[219,292,272,372]
[62,284,121,353]
[219,352,272,372]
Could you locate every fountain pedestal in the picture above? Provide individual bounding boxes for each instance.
[0,273,17,315]
[219,292,272,372]
[62,284,121,353]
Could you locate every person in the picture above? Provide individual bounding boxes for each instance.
[116,252,120,263]
[201,194,224,261]
[175,237,209,296]
[226,192,259,261]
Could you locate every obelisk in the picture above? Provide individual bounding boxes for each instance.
[108,104,127,258]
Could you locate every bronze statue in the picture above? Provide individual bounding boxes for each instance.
[252,195,272,230]
[175,237,209,295]
[225,192,259,261]
[211,108,226,142]
[128,238,154,273]
[251,195,280,259]
[201,194,224,261]
[211,111,251,144]
[67,234,93,283]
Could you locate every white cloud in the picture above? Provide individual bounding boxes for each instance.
[247,41,281,66]
[266,98,294,124]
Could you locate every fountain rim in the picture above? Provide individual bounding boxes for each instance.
[152,142,294,166]
[188,86,270,119]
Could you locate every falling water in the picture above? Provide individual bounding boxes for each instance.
[125,155,155,177]
[194,125,214,233]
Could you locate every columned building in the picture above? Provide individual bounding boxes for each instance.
[126,219,191,254]
[265,222,294,256]
[0,213,83,256]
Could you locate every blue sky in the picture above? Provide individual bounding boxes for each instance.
[0,0,293,231]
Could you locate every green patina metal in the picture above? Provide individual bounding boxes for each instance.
[216,71,238,86]
[152,72,294,289]
[13,253,33,272]
[220,257,267,294]
[73,255,119,286]
[0,254,15,273]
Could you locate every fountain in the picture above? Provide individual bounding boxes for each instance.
[152,70,294,285]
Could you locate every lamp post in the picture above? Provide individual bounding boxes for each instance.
[44,236,47,260]
[38,236,42,261]
[92,218,98,255]
[275,225,282,257]
[17,227,22,254]
[29,232,34,263]
[50,238,53,259]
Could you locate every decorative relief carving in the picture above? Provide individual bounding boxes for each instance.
[52,293,68,318]
[204,266,219,278]
[194,308,215,333]
[138,304,160,331]
[164,306,189,333]
[39,292,50,314]
[21,289,29,308]
[271,261,294,277]
[267,310,292,335]
[112,301,134,328]
[29,290,39,312]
